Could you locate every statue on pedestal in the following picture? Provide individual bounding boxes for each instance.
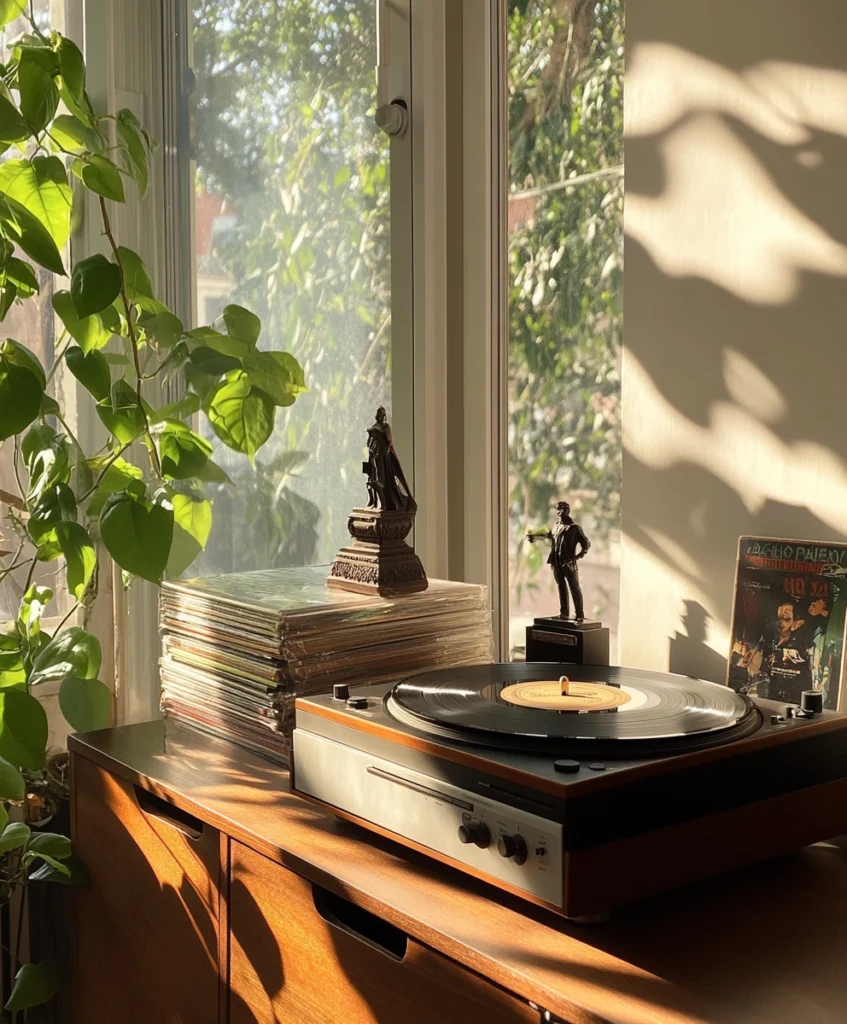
[328,408,427,596]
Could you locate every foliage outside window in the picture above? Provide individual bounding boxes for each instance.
[508,0,624,653]
[189,0,391,576]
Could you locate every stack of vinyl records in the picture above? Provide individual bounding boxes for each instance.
[159,566,494,764]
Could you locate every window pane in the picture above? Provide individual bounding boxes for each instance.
[507,1,624,657]
[0,0,72,620]
[188,1,391,574]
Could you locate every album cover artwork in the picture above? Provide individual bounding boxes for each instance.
[727,537,847,709]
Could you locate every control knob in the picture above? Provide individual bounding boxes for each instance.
[497,833,528,865]
[457,819,491,849]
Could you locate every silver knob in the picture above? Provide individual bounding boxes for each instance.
[375,101,409,139]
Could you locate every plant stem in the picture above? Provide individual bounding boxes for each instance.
[43,331,70,391]
[76,441,132,505]
[97,196,163,479]
[54,599,80,633]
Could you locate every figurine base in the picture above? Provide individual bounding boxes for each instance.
[526,617,610,666]
[328,507,428,597]
[533,617,603,632]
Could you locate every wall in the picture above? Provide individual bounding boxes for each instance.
[621,0,847,679]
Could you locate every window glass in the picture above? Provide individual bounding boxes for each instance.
[188,0,392,574]
[507,0,623,657]
[0,0,72,620]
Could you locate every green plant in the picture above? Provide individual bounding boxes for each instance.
[0,5,305,1015]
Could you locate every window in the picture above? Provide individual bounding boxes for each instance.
[185,0,404,575]
[506,0,623,657]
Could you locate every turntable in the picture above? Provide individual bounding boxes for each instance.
[292,664,847,918]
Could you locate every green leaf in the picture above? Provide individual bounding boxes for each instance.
[243,351,299,407]
[158,420,212,480]
[0,1,26,28]
[149,393,200,424]
[58,675,111,732]
[211,383,271,458]
[0,361,42,439]
[0,156,71,250]
[17,49,58,132]
[30,626,101,685]
[52,290,110,353]
[189,346,241,376]
[206,371,275,459]
[0,84,27,144]
[55,521,96,600]
[99,490,173,582]
[75,154,125,202]
[95,380,147,445]
[71,253,121,318]
[194,459,231,485]
[23,427,70,500]
[4,257,39,298]
[0,755,24,800]
[116,245,153,300]
[0,280,17,319]
[4,960,58,1012]
[1,338,45,387]
[222,304,260,346]
[167,494,212,577]
[116,110,148,198]
[26,851,70,877]
[0,688,47,769]
[85,455,143,517]
[0,821,30,853]
[17,585,52,641]
[48,112,91,152]
[56,35,86,110]
[138,309,183,348]
[65,345,110,401]
[28,831,72,860]
[30,852,88,886]
[27,482,76,551]
[0,194,65,274]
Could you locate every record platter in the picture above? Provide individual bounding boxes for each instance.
[293,663,847,918]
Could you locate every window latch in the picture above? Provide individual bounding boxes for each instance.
[375,0,409,138]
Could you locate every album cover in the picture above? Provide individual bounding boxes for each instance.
[727,537,847,709]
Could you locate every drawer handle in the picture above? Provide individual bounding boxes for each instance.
[312,884,408,960]
[134,786,204,841]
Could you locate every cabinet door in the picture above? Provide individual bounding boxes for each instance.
[72,756,221,1024]
[229,841,537,1024]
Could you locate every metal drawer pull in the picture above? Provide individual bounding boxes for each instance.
[134,786,204,841]
[312,884,408,960]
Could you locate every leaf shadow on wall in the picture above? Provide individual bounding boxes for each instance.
[624,28,847,674]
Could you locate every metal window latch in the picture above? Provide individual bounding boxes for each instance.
[375,0,409,138]
[531,1005,566,1023]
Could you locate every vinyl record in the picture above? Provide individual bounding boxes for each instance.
[386,663,761,757]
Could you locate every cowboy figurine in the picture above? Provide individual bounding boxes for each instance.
[527,501,590,620]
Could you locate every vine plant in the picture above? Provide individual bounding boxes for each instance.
[0,3,305,1015]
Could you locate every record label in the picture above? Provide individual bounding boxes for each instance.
[499,680,631,712]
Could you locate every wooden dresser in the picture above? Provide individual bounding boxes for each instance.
[69,721,847,1024]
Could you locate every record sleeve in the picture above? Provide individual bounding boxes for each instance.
[727,536,847,709]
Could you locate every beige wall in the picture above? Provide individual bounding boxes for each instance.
[621,1,847,679]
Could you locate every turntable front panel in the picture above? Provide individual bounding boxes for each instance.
[293,729,564,908]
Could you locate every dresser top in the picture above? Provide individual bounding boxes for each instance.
[69,721,847,1024]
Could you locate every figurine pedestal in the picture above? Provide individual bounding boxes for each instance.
[328,507,428,597]
[525,617,610,666]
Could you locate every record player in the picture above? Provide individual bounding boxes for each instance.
[291,663,847,919]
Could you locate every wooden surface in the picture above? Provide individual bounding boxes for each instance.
[229,840,536,1023]
[72,756,221,1024]
[70,721,847,1024]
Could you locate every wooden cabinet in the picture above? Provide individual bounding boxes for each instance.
[72,757,221,1024]
[228,841,537,1024]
